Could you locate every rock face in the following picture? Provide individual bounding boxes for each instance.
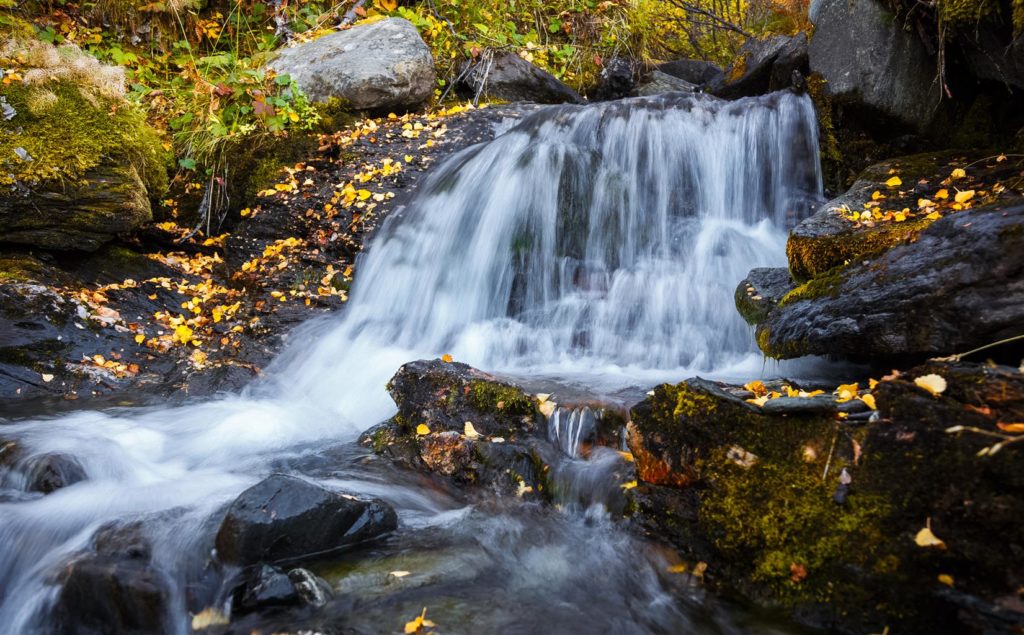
[734,267,796,326]
[53,522,170,634]
[657,59,724,87]
[711,33,807,98]
[457,52,582,104]
[214,474,397,566]
[808,0,940,128]
[270,18,435,111]
[628,364,1024,633]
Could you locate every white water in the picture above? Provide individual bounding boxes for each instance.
[0,91,823,632]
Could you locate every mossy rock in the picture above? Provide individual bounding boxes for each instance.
[0,79,169,251]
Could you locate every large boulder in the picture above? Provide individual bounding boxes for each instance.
[457,52,582,104]
[632,70,698,97]
[270,18,435,111]
[214,474,397,566]
[0,44,167,251]
[657,59,724,87]
[711,33,807,98]
[629,364,1024,633]
[808,0,940,128]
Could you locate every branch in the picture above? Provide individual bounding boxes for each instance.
[664,0,753,39]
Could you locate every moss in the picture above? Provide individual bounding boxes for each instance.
[938,0,997,29]
[673,385,718,419]
[787,216,933,282]
[806,73,841,164]
[778,265,847,306]
[465,379,535,417]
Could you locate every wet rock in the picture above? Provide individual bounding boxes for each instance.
[756,202,1024,360]
[590,57,635,101]
[633,70,698,97]
[711,33,807,99]
[630,363,1024,633]
[214,474,397,566]
[457,52,582,104]
[759,395,837,415]
[24,452,86,493]
[808,0,940,128]
[657,59,724,87]
[233,564,332,613]
[53,522,169,634]
[734,267,796,326]
[270,18,435,111]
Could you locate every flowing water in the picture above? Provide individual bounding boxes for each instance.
[0,91,824,633]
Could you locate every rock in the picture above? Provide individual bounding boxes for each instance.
[24,452,86,493]
[756,202,1024,360]
[214,474,397,566]
[590,57,635,101]
[53,522,170,634]
[270,18,435,111]
[628,364,1024,632]
[711,33,807,99]
[233,564,332,613]
[0,51,167,251]
[657,59,724,87]
[632,70,698,97]
[759,394,837,415]
[808,0,940,128]
[734,267,796,325]
[457,52,582,104]
[386,358,540,438]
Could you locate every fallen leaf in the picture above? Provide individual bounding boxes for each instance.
[666,563,687,573]
[464,421,480,438]
[440,354,453,363]
[415,424,430,436]
[620,480,638,490]
[935,188,949,200]
[885,176,902,188]
[997,422,1024,433]
[790,562,808,583]
[938,574,955,587]
[914,524,946,549]
[134,334,145,344]
[860,393,877,410]
[539,400,556,417]
[914,374,947,397]
[191,607,229,630]
[389,570,411,578]
[835,382,859,403]
[743,380,767,396]
[954,189,975,204]
[404,607,436,634]
[950,168,966,180]
[40,373,54,382]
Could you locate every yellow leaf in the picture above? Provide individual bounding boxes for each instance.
[404,608,435,634]
[134,334,145,344]
[617,451,634,462]
[41,373,54,382]
[893,211,907,222]
[666,563,687,573]
[950,168,966,180]
[464,421,480,438]
[415,424,430,436]
[539,400,556,417]
[440,354,453,363]
[377,0,398,10]
[997,422,1024,433]
[914,374,947,397]
[357,189,372,200]
[885,176,902,188]
[871,190,884,201]
[925,211,942,221]
[835,382,859,403]
[174,324,194,345]
[914,525,946,549]
[743,380,767,396]
[191,607,230,630]
[917,198,933,209]
[746,395,768,407]
[954,189,975,204]
[935,188,949,200]
[938,574,955,587]
[620,480,638,490]
[860,393,877,410]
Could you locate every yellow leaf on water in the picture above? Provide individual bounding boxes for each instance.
[954,189,975,204]
[914,525,946,549]
[914,374,947,397]
[440,354,453,363]
[191,607,229,630]
[464,421,480,438]
[860,393,877,410]
[415,424,430,436]
[404,608,435,634]
[885,176,902,188]
[950,168,966,179]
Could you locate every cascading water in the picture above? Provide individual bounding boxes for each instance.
[0,91,823,634]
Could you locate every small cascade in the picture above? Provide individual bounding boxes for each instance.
[547,406,598,458]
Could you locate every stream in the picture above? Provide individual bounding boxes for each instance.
[1,91,828,634]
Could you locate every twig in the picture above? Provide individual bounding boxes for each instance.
[930,333,1024,363]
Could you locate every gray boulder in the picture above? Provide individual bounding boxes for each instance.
[657,59,724,87]
[270,18,435,111]
[711,33,807,98]
[633,70,698,97]
[457,52,582,104]
[808,0,940,128]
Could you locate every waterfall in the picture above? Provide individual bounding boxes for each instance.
[0,90,822,632]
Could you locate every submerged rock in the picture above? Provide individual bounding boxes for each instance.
[23,452,87,493]
[232,564,332,614]
[53,522,170,634]
[214,474,397,566]
[629,364,1024,633]
[270,18,435,111]
[456,52,582,104]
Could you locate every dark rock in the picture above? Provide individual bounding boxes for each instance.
[657,59,724,86]
[386,358,540,438]
[214,474,397,566]
[457,52,582,104]
[591,57,635,101]
[24,452,86,493]
[808,0,940,128]
[957,18,1024,92]
[759,395,837,415]
[757,202,1024,360]
[233,564,330,613]
[734,267,796,325]
[270,18,435,111]
[711,33,807,99]
[632,70,698,97]
[53,522,169,634]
